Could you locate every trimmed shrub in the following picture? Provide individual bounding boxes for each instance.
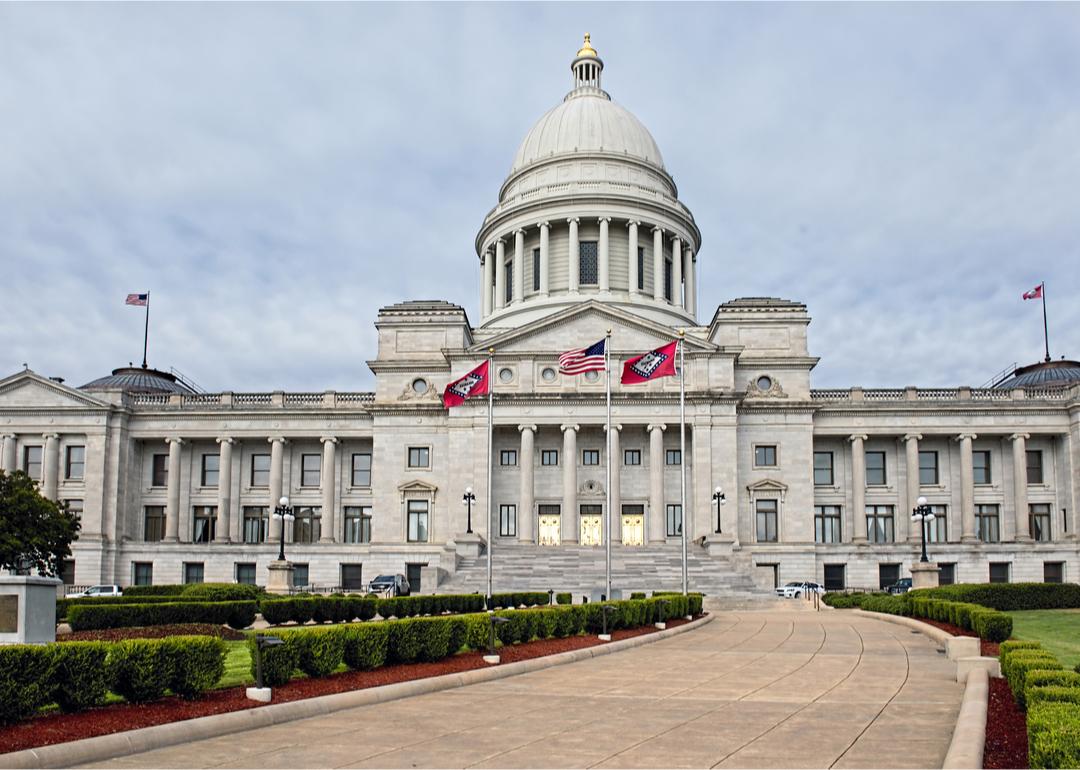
[823,593,866,609]
[536,608,558,639]
[248,634,298,686]
[464,613,491,650]
[1002,650,1058,688]
[109,639,174,703]
[416,618,453,661]
[912,582,1080,612]
[446,616,468,654]
[51,641,110,712]
[122,584,187,597]
[555,592,572,605]
[343,623,389,670]
[554,606,577,637]
[291,628,346,678]
[349,596,378,621]
[971,609,1012,643]
[0,646,56,724]
[67,601,257,631]
[259,598,298,625]
[630,592,646,600]
[163,636,227,698]
[57,595,187,620]
[861,594,909,615]
[1029,686,1080,709]
[1000,639,1042,661]
[1027,701,1080,769]
[1025,670,1080,708]
[385,618,425,664]
[490,592,548,609]
[1007,658,1064,707]
[180,583,262,601]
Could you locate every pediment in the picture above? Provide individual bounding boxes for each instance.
[397,479,438,494]
[0,371,110,409]
[746,478,788,502]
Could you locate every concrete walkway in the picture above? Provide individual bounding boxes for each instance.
[83,609,962,769]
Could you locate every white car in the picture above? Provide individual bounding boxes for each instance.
[66,584,122,599]
[779,581,825,599]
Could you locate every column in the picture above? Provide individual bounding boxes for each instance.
[671,236,682,308]
[481,249,493,318]
[1,434,16,472]
[42,433,60,500]
[493,239,506,310]
[958,433,977,542]
[320,437,338,543]
[904,434,922,543]
[513,229,525,303]
[164,437,183,542]
[1011,433,1031,541]
[598,217,610,292]
[567,218,580,293]
[609,424,622,543]
[215,438,234,543]
[849,434,868,543]
[684,249,696,317]
[561,424,578,543]
[538,222,550,297]
[652,227,664,301]
[627,221,640,295]
[648,424,666,543]
[518,425,536,544]
[268,437,286,543]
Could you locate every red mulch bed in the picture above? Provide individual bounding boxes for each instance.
[984,676,1028,769]
[58,624,247,643]
[0,618,694,755]
[913,618,999,656]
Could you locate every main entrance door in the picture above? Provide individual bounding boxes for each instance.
[580,504,603,546]
[538,504,561,546]
[621,504,645,546]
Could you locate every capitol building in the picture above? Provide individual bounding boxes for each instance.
[2,37,1078,596]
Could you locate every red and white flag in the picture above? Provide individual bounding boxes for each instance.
[442,360,490,408]
[1023,284,1043,301]
[621,340,679,385]
[559,338,606,375]
[125,293,148,306]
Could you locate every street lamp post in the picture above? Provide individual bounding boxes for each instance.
[274,496,295,562]
[910,495,935,563]
[712,486,726,534]
[463,487,476,534]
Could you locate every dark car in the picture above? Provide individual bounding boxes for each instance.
[887,578,913,594]
[369,574,411,596]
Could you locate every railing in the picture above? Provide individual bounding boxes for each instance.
[183,393,222,406]
[234,393,273,405]
[127,393,169,405]
[125,391,375,409]
[284,393,323,405]
[337,393,375,404]
[811,386,1075,403]
[864,389,905,401]
[917,389,959,400]
[810,389,850,401]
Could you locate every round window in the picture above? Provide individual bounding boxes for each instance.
[584,370,600,383]
[756,375,773,391]
[541,367,557,382]
[411,378,428,394]
[499,367,514,383]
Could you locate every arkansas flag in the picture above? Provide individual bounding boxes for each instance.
[442,360,491,408]
[621,340,679,385]
[1023,284,1043,301]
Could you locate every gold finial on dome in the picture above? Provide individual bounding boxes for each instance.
[577,33,598,58]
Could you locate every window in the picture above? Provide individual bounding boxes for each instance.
[918,451,939,486]
[823,564,846,591]
[151,453,168,487]
[500,450,517,466]
[23,446,42,479]
[976,504,1000,543]
[59,559,76,585]
[301,454,321,487]
[865,451,886,485]
[938,563,956,586]
[344,506,372,544]
[407,500,429,542]
[242,506,268,543]
[666,504,682,537]
[293,506,321,544]
[582,449,600,466]
[814,505,841,543]
[201,453,220,487]
[1026,450,1044,484]
[144,505,166,542]
[351,453,371,486]
[756,499,778,542]
[193,506,217,543]
[407,447,430,469]
[504,261,513,303]
[1044,562,1065,584]
[666,449,681,466]
[64,499,83,520]
[1029,503,1052,542]
[636,247,644,290]
[989,562,1010,584]
[755,445,777,467]
[866,505,895,543]
[133,562,153,586]
[183,562,204,584]
[926,505,948,543]
[532,247,540,291]
[236,563,257,585]
[539,504,560,516]
[813,452,833,486]
[624,449,641,466]
[65,446,85,480]
[579,241,598,285]
[541,450,559,466]
[664,257,673,301]
[341,564,364,591]
[973,450,992,485]
[292,563,309,589]
[250,453,270,486]
[499,504,517,537]
[878,563,901,591]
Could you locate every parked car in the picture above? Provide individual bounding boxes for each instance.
[886,578,913,594]
[65,584,122,599]
[780,581,825,599]
[775,581,804,598]
[368,574,410,596]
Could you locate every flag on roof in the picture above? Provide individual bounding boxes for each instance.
[621,340,679,385]
[1023,284,1043,301]
[125,293,148,306]
[558,338,606,375]
[443,360,491,408]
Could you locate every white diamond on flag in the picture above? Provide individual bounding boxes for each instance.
[630,350,669,379]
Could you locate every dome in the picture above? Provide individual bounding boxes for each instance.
[80,366,193,394]
[993,359,1080,389]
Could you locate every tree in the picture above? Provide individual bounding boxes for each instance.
[0,470,81,576]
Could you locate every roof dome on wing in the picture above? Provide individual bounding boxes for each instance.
[993,359,1080,389]
[80,366,193,394]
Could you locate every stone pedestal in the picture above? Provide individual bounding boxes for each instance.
[266,560,295,595]
[946,636,981,661]
[911,561,940,590]
[453,532,486,560]
[703,533,736,557]
[0,575,62,644]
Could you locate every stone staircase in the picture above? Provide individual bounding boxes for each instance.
[437,541,769,600]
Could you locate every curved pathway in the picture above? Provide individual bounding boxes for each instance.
[83,609,963,769]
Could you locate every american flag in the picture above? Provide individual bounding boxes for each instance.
[559,338,606,375]
[125,293,148,306]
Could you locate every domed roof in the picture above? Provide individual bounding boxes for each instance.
[80,366,193,394]
[993,359,1080,389]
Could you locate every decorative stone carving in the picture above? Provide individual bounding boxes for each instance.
[746,374,786,398]
[399,379,440,402]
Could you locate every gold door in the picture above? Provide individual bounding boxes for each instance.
[621,515,644,546]
[538,515,561,547]
[580,515,603,547]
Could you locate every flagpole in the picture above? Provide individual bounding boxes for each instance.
[1041,282,1050,363]
[678,330,688,597]
[604,329,613,601]
[141,291,151,369]
[485,348,495,608]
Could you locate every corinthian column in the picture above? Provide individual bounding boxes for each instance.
[598,217,611,292]
[652,227,664,301]
[0,435,16,473]
[627,221,640,295]
[268,437,286,541]
[567,218,580,293]
[216,438,234,543]
[1011,433,1031,541]
[958,434,977,542]
[513,229,525,303]
[684,249,696,317]
[494,239,506,310]
[849,434,868,543]
[164,437,183,542]
[41,433,60,500]
[671,236,682,307]
[904,434,922,543]
[648,424,666,543]
[482,249,493,318]
[320,437,338,543]
[561,424,578,543]
[538,222,550,297]
[518,425,536,544]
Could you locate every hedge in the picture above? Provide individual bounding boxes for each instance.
[257,594,488,626]
[555,593,572,605]
[822,593,867,609]
[0,646,56,724]
[57,594,193,620]
[180,583,263,602]
[1029,686,1080,709]
[911,583,1080,612]
[1026,671,1080,709]
[1006,653,1064,708]
[1027,702,1080,769]
[122,585,188,597]
[489,592,551,609]
[67,601,257,631]
[836,592,1013,643]
[51,641,111,712]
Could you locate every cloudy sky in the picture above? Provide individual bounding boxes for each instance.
[2,3,1078,392]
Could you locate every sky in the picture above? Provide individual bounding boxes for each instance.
[1,2,1078,392]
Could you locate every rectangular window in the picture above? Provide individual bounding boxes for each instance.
[250,454,270,487]
[1029,503,1052,543]
[866,505,895,543]
[301,453,321,487]
[351,453,372,487]
[538,504,560,516]
[64,499,83,520]
[532,247,540,291]
[756,499,778,542]
[975,504,1000,543]
[343,505,372,544]
[65,446,85,480]
[823,564,846,591]
[183,562,204,585]
[407,500,429,542]
[664,257,673,301]
[637,247,645,290]
[499,504,517,537]
[919,451,939,486]
[192,505,217,543]
[144,505,166,542]
[665,504,682,537]
[235,563,257,585]
[292,563,309,589]
[59,559,76,585]
[989,562,1010,584]
[541,449,559,466]
[624,449,641,466]
[133,562,153,586]
[242,506,268,544]
[865,451,886,485]
[407,447,430,469]
[973,450,992,485]
[579,241,598,285]
[500,449,517,466]
[23,446,42,479]
[926,505,948,543]
[813,451,833,486]
[151,453,168,487]
[814,505,841,543]
[582,449,600,466]
[341,564,364,591]
[1026,450,1044,485]
[879,563,901,591]
[201,453,220,487]
[504,261,513,303]
[666,449,681,466]
[293,506,321,544]
[1043,562,1065,584]
[755,445,777,467]
[938,563,956,586]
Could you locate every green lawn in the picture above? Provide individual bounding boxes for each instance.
[219,639,255,688]
[1007,609,1080,668]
